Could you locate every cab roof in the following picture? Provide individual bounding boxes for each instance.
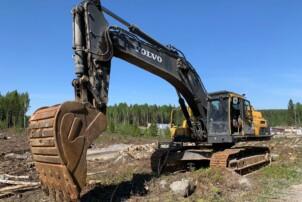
[209,90,245,99]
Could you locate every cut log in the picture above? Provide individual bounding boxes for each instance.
[0,184,37,192]
[87,170,107,176]
[0,184,40,199]
[0,192,12,199]
[0,174,30,180]
[0,179,40,186]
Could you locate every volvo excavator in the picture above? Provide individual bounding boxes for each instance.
[28,0,271,201]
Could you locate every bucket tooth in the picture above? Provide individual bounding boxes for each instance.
[28,101,107,201]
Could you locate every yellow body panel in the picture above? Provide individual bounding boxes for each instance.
[170,108,191,139]
[252,108,268,136]
[170,126,191,138]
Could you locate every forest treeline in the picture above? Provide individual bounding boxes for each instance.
[107,99,302,136]
[260,109,287,126]
[261,99,302,127]
[0,90,301,133]
[107,103,184,127]
[107,103,184,136]
[0,91,30,129]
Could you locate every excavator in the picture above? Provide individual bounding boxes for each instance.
[160,91,271,173]
[27,0,271,201]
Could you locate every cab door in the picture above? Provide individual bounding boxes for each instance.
[242,100,254,135]
[230,96,242,135]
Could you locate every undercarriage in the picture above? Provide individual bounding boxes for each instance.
[151,141,271,175]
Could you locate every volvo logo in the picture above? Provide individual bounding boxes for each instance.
[135,47,163,63]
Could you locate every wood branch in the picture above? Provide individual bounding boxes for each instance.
[0,174,30,180]
[0,179,40,186]
[0,184,31,192]
[0,184,40,199]
[0,192,13,199]
[87,170,107,176]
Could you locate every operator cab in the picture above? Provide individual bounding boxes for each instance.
[207,91,254,144]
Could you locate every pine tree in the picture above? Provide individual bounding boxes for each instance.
[148,122,158,137]
[296,102,302,126]
[0,91,30,129]
[109,121,115,133]
[288,99,295,126]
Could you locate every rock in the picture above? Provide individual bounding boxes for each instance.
[238,177,251,189]
[271,154,279,161]
[4,152,30,160]
[0,133,8,140]
[170,179,195,197]
[159,179,167,189]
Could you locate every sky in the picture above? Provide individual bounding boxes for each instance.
[0,0,301,115]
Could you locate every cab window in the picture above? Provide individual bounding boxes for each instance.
[209,99,228,122]
[244,100,252,120]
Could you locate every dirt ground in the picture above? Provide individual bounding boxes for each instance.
[1,131,302,202]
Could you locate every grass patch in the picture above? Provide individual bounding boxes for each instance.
[91,167,135,185]
[1,127,26,135]
[251,158,302,201]
[191,168,229,202]
[262,164,300,182]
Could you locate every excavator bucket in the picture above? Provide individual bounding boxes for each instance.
[28,101,107,201]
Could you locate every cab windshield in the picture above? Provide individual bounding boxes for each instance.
[209,99,228,122]
[208,98,229,135]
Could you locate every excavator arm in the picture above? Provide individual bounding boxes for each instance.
[28,0,208,201]
[72,0,208,140]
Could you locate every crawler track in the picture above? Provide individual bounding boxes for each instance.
[28,102,107,201]
[151,145,270,176]
[210,147,271,174]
